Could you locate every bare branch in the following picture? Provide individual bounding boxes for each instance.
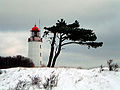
[61,41,103,48]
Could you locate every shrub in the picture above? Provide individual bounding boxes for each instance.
[43,72,58,89]
[107,59,113,71]
[15,73,59,90]
[31,76,43,89]
[16,80,27,90]
[32,76,41,85]
[107,59,119,71]
[0,55,34,69]
[99,65,104,73]
[113,63,119,71]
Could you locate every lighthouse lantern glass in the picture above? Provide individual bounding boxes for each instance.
[32,31,39,37]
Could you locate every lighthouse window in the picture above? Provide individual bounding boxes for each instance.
[32,32,34,36]
[40,45,41,48]
[40,53,41,57]
[37,32,39,36]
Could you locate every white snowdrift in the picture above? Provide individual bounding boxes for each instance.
[0,67,120,90]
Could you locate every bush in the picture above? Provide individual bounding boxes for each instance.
[99,65,104,73]
[107,59,119,71]
[43,72,58,89]
[15,74,58,90]
[0,55,34,69]
[16,80,27,90]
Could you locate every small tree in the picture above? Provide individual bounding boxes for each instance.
[44,19,103,67]
[107,59,113,71]
[107,59,119,71]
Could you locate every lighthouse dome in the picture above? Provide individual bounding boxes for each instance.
[31,24,40,32]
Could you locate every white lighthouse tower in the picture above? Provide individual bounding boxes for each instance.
[28,24,42,66]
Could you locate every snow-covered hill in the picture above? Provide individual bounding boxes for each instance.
[0,67,120,90]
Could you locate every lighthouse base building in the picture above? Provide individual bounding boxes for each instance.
[28,25,42,66]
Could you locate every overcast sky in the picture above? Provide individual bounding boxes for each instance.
[0,0,120,68]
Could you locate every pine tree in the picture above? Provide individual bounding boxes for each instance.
[44,19,103,67]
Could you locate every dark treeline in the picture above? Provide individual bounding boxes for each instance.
[0,55,34,69]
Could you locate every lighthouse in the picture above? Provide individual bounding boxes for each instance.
[28,24,42,66]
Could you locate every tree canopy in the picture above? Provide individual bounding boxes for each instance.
[44,19,103,67]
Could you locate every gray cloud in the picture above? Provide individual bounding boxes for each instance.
[0,0,119,30]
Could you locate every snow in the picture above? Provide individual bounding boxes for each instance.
[0,67,120,90]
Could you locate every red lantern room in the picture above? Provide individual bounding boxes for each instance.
[31,24,40,32]
[28,24,42,42]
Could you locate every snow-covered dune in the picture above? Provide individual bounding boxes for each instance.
[0,67,120,90]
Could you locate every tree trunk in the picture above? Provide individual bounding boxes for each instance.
[51,34,62,67]
[51,49,61,67]
[47,33,56,67]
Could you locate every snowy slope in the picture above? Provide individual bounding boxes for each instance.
[0,67,120,90]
